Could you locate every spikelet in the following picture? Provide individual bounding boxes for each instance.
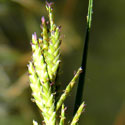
[59,104,65,125]
[56,67,82,111]
[70,102,85,125]
[45,2,61,82]
[28,62,44,112]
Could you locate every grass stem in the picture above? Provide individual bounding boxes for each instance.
[74,0,93,114]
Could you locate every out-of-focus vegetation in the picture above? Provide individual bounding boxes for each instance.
[0,0,125,125]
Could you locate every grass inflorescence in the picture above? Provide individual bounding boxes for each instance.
[27,1,93,125]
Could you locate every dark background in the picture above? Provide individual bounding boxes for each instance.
[0,0,125,125]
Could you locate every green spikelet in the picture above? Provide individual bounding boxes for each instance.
[46,2,55,32]
[28,62,44,112]
[59,104,65,125]
[45,3,61,82]
[71,102,85,125]
[56,67,82,111]
[41,16,49,58]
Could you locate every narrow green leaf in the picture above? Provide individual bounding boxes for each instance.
[74,0,93,114]
[87,0,93,29]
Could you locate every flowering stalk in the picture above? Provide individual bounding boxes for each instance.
[28,2,85,125]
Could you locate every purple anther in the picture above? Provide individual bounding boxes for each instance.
[41,16,45,24]
[46,1,54,7]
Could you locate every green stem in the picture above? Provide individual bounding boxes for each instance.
[74,0,93,114]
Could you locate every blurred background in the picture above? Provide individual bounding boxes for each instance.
[0,0,125,125]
